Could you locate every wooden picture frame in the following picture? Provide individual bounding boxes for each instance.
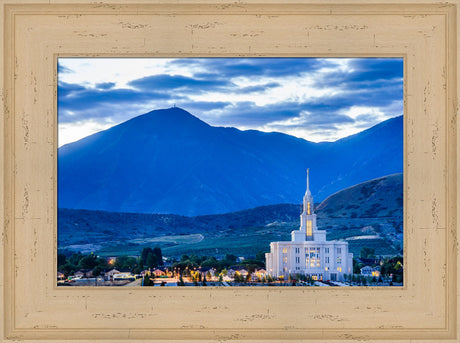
[0,1,458,342]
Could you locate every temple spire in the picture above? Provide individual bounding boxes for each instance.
[305,168,311,196]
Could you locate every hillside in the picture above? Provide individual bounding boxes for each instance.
[58,174,403,258]
[58,107,403,215]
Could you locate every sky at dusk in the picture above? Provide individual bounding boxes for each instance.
[58,57,403,147]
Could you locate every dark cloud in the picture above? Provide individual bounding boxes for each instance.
[58,63,73,74]
[95,82,116,89]
[58,81,178,123]
[57,82,86,98]
[128,74,233,92]
[313,58,403,92]
[348,58,403,81]
[178,101,232,112]
[170,58,326,78]
[236,82,281,93]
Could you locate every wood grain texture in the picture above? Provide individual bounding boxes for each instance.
[0,1,458,342]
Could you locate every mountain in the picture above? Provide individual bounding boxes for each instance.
[58,107,403,215]
[316,173,403,219]
[58,173,403,258]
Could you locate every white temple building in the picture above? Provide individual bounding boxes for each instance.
[265,170,353,281]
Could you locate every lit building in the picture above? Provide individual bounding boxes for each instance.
[265,169,353,281]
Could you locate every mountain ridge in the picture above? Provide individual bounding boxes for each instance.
[58,107,403,215]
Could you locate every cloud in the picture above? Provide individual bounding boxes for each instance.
[58,57,404,145]
[128,74,233,92]
[95,82,116,89]
[58,63,73,74]
[169,58,327,78]
[58,81,177,124]
[235,82,281,93]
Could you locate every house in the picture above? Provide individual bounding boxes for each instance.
[152,268,166,277]
[249,269,267,282]
[105,268,121,281]
[73,270,90,278]
[360,266,380,277]
[250,273,260,282]
[236,268,248,277]
[198,267,217,278]
[266,170,353,282]
[227,267,248,278]
[105,268,121,277]
[254,268,267,279]
[57,271,65,280]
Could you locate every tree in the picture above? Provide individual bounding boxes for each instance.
[143,273,154,286]
[234,273,240,283]
[360,247,376,259]
[57,253,67,267]
[69,252,84,266]
[146,253,158,269]
[255,251,267,262]
[224,254,237,263]
[78,254,98,270]
[153,247,163,266]
[60,262,76,277]
[178,276,185,286]
[141,248,153,266]
[92,265,103,277]
[353,258,364,274]
[180,254,190,262]
[115,256,138,272]
[202,257,219,268]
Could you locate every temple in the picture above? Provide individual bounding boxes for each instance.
[265,170,353,281]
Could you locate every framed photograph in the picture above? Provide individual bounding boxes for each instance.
[56,56,404,289]
[1,1,458,342]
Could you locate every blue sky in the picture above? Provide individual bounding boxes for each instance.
[58,58,403,146]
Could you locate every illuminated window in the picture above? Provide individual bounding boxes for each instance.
[283,257,288,264]
[337,267,342,272]
[282,248,288,254]
[306,220,312,237]
[325,267,328,271]
[307,202,311,215]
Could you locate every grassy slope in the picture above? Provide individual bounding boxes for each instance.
[58,173,403,258]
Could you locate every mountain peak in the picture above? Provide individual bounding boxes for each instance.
[58,110,403,216]
[130,107,210,130]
